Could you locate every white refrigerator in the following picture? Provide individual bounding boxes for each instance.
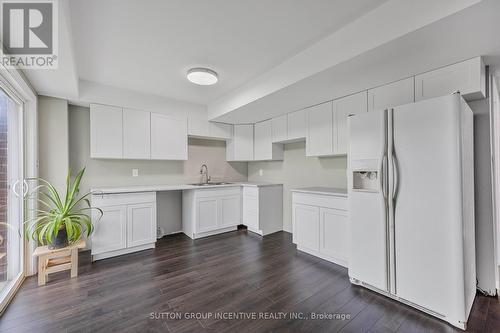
[347,93,476,330]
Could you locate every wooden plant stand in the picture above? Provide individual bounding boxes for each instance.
[33,239,85,286]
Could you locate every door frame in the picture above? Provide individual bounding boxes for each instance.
[0,64,37,314]
[489,74,500,292]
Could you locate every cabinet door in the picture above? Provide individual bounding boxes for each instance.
[127,202,156,248]
[196,198,218,232]
[254,120,273,161]
[219,195,241,227]
[288,109,307,141]
[91,205,127,255]
[151,113,188,160]
[209,122,232,140]
[123,108,151,159]
[334,91,367,155]
[272,115,288,142]
[306,101,333,156]
[90,104,123,158]
[415,57,485,101]
[233,124,254,161]
[243,196,259,230]
[368,77,414,112]
[243,187,259,230]
[293,204,320,251]
[320,208,349,265]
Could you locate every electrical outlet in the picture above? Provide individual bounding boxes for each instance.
[259,169,263,176]
[132,169,139,177]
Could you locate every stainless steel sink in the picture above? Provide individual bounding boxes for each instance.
[189,182,233,186]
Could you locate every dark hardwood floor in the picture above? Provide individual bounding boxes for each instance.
[0,230,498,332]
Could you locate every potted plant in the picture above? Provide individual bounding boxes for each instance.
[25,168,103,249]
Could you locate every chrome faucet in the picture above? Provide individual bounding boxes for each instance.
[200,164,210,184]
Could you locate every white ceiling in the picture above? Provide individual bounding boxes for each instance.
[212,0,500,123]
[23,0,500,125]
[68,0,388,105]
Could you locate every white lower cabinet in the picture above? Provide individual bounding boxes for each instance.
[91,205,127,255]
[292,190,348,267]
[91,192,157,261]
[127,202,156,248]
[220,195,241,227]
[293,204,320,251]
[319,207,349,263]
[183,187,241,239]
[242,185,283,236]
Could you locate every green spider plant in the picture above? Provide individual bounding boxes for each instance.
[25,167,103,246]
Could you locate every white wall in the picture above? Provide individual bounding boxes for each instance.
[38,96,69,193]
[68,105,248,235]
[247,141,347,232]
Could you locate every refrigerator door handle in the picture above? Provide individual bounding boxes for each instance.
[392,154,400,201]
[381,155,388,199]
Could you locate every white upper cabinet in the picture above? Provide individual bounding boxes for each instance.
[306,101,333,157]
[188,118,232,141]
[123,108,151,159]
[368,77,414,112]
[226,124,254,161]
[272,115,288,143]
[288,109,307,141]
[187,116,209,137]
[271,109,307,143]
[254,119,283,161]
[90,104,123,159]
[415,57,486,102]
[150,113,188,160]
[208,122,232,140]
[333,91,367,155]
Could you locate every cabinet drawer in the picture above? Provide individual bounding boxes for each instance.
[92,192,156,207]
[292,192,347,211]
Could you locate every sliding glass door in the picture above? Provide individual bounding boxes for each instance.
[0,86,24,308]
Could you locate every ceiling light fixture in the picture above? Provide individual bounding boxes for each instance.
[187,67,218,85]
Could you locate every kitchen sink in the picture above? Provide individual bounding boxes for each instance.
[189,182,233,186]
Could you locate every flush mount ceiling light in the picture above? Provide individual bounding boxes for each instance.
[187,67,218,85]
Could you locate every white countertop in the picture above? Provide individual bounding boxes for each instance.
[91,182,282,194]
[291,187,348,197]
